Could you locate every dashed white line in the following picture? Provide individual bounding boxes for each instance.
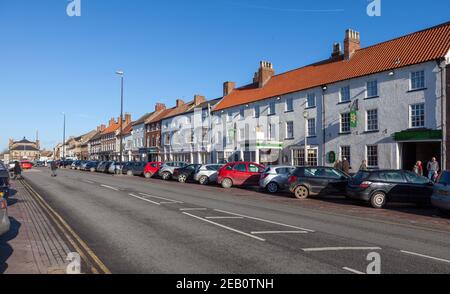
[182,212,266,242]
[139,193,183,203]
[84,180,95,184]
[128,193,161,205]
[343,267,365,274]
[214,209,315,233]
[205,216,245,220]
[251,231,308,235]
[180,208,208,211]
[100,184,120,191]
[400,250,450,264]
[302,247,381,252]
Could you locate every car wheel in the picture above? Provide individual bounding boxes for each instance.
[162,172,171,181]
[199,176,209,185]
[266,182,279,194]
[90,167,95,172]
[178,174,187,183]
[127,170,133,176]
[370,192,386,209]
[221,178,233,189]
[144,172,153,179]
[294,185,309,199]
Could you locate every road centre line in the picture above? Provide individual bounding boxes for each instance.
[205,216,244,220]
[180,208,208,211]
[100,184,120,191]
[400,250,450,264]
[182,212,265,242]
[214,209,315,233]
[138,193,183,203]
[302,247,382,252]
[128,193,161,206]
[84,180,95,184]
[251,231,308,235]
[343,267,365,274]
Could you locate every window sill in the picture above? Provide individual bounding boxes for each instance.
[339,132,351,136]
[307,135,317,138]
[408,88,427,93]
[363,130,380,134]
[305,106,316,110]
[284,110,294,113]
[364,96,379,100]
[338,101,351,105]
[285,137,295,141]
[267,113,276,117]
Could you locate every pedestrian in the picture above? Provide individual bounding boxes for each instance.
[334,159,342,171]
[13,161,22,180]
[359,160,368,171]
[342,157,350,174]
[413,161,423,176]
[51,160,58,177]
[427,157,439,182]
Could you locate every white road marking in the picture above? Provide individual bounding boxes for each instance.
[182,212,265,242]
[302,247,381,252]
[160,201,182,204]
[343,267,365,274]
[180,208,208,211]
[205,216,244,220]
[100,184,120,191]
[84,180,95,184]
[139,193,183,203]
[251,231,308,235]
[128,193,161,205]
[400,250,450,264]
[214,209,315,233]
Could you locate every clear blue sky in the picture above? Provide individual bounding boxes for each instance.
[0,0,449,151]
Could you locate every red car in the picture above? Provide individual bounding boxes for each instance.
[217,162,265,188]
[20,161,33,170]
[143,162,163,178]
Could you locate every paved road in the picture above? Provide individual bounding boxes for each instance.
[23,168,450,274]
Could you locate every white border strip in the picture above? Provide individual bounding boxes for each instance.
[205,216,244,220]
[180,208,207,211]
[139,193,183,203]
[302,247,381,252]
[400,250,450,264]
[101,184,119,191]
[343,267,365,274]
[129,193,161,205]
[251,231,308,235]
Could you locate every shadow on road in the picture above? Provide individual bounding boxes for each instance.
[0,217,21,273]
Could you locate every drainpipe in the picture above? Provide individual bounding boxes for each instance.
[438,60,447,169]
[322,86,327,166]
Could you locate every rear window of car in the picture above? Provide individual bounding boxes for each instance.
[235,163,247,172]
[248,164,263,173]
[438,171,450,185]
[276,167,294,175]
[206,165,220,171]
[353,171,371,181]
[378,171,407,183]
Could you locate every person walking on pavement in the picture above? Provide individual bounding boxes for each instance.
[334,159,342,171]
[359,160,368,171]
[342,158,350,174]
[413,161,423,176]
[13,161,22,180]
[51,160,58,177]
[427,157,440,182]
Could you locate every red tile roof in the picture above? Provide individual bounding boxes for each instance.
[215,22,450,111]
[101,121,120,135]
[122,123,133,136]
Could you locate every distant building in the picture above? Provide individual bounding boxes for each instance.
[8,137,40,161]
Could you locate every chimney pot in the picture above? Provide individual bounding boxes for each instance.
[176,99,185,108]
[344,29,361,60]
[155,103,166,112]
[256,60,275,88]
[194,95,206,106]
[223,81,236,96]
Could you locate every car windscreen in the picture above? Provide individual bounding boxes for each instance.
[438,171,450,185]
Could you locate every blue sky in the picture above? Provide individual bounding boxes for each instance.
[0,0,449,151]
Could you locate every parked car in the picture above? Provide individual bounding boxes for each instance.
[288,166,350,199]
[123,162,147,176]
[97,161,113,173]
[0,163,10,197]
[193,164,224,185]
[158,162,189,180]
[83,161,99,172]
[20,161,33,170]
[347,169,434,208]
[0,196,10,236]
[431,170,450,214]
[259,165,296,193]
[108,161,124,174]
[71,160,85,170]
[217,162,265,189]
[8,161,16,171]
[143,162,163,178]
[172,164,203,183]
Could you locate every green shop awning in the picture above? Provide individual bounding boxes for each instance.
[393,130,442,141]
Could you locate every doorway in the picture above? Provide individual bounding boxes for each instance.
[401,142,441,173]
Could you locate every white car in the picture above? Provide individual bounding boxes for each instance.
[193,164,224,185]
[0,196,10,236]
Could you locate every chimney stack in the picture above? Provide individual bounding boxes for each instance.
[155,103,166,112]
[125,113,131,125]
[223,81,236,96]
[331,42,342,60]
[194,95,206,106]
[176,99,185,108]
[344,29,360,60]
[109,118,116,127]
[254,61,275,88]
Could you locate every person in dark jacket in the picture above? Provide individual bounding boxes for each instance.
[51,161,58,177]
[13,161,22,180]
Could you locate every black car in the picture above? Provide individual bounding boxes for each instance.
[84,161,99,172]
[123,162,147,176]
[0,163,10,197]
[288,166,350,199]
[172,164,202,183]
[347,170,434,208]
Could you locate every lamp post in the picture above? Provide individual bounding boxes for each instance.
[62,112,66,162]
[116,70,124,175]
[303,110,309,166]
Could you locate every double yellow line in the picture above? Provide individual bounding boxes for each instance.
[20,179,111,274]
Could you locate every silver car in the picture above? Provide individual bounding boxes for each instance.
[108,162,123,174]
[259,165,296,193]
[193,164,224,185]
[0,196,10,236]
[432,170,450,213]
[158,161,189,180]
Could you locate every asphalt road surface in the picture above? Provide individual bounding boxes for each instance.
[23,168,450,274]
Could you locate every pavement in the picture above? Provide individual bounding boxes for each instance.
[12,167,450,274]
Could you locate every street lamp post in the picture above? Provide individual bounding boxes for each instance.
[62,112,66,162]
[303,111,309,166]
[116,70,124,175]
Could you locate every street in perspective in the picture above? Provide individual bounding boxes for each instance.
[1,0,450,281]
